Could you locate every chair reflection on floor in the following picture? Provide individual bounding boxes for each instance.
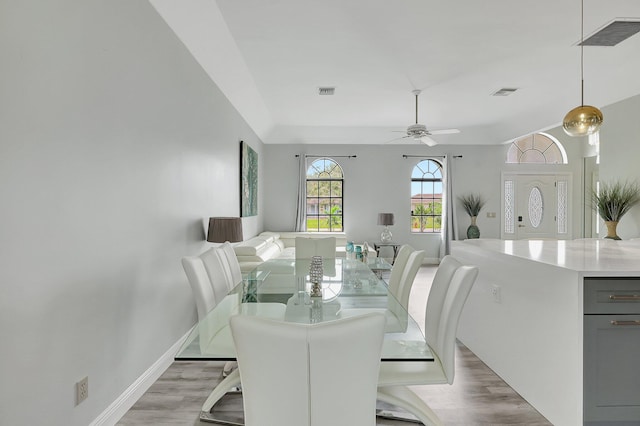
[230,313,386,426]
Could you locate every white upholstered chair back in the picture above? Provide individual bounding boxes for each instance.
[430,264,478,384]
[230,313,386,426]
[181,256,218,321]
[218,242,243,289]
[295,236,337,259]
[394,249,425,309]
[198,248,233,303]
[425,255,463,349]
[387,244,413,296]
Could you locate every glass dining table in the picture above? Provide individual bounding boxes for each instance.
[176,257,432,362]
[175,257,432,424]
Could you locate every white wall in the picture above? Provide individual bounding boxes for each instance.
[263,136,588,259]
[263,144,507,261]
[0,1,263,425]
[598,94,640,238]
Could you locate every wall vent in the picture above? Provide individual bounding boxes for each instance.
[581,20,640,46]
[491,88,518,97]
[318,87,335,95]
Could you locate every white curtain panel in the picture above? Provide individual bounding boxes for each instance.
[294,155,307,231]
[440,155,457,257]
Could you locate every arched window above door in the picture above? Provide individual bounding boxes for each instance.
[506,133,567,164]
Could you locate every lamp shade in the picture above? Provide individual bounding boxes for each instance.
[377,213,395,226]
[207,217,243,243]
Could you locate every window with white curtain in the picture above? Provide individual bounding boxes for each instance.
[306,158,343,232]
[411,159,443,233]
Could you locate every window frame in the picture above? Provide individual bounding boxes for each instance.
[410,159,443,234]
[305,158,344,232]
[506,132,568,164]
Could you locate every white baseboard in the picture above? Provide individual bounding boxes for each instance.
[90,328,193,426]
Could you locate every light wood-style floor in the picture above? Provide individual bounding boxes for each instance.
[119,266,551,425]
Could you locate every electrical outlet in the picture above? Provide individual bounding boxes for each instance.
[491,284,501,303]
[76,376,88,405]
[486,212,496,218]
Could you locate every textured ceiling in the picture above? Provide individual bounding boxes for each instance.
[150,0,640,145]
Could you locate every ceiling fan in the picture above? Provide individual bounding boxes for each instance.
[392,89,460,146]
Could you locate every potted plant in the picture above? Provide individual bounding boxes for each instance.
[458,193,486,239]
[592,180,640,240]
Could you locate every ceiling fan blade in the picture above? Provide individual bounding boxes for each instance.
[384,135,412,144]
[420,135,438,146]
[429,128,461,135]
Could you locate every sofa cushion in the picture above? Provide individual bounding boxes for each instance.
[259,231,280,241]
[234,239,268,256]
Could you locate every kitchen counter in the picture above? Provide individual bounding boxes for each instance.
[456,238,640,275]
[451,239,640,426]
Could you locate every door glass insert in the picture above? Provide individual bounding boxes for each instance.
[528,187,543,228]
[504,180,515,234]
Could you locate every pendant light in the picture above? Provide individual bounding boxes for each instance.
[562,0,603,137]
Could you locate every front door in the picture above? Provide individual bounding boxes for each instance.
[502,173,571,240]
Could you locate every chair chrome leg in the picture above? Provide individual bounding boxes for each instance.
[222,361,238,378]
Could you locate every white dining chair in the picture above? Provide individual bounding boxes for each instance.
[217,242,242,290]
[376,263,479,426]
[199,247,234,303]
[230,313,386,426]
[295,236,337,259]
[182,248,288,420]
[394,249,426,312]
[424,255,464,343]
[386,244,413,294]
[181,252,243,419]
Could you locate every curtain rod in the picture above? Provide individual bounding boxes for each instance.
[294,155,357,158]
[402,154,462,159]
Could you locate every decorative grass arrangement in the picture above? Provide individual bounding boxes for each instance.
[458,193,486,217]
[592,180,640,222]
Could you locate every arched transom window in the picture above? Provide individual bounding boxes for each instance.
[306,158,343,232]
[411,159,443,233]
[506,133,567,164]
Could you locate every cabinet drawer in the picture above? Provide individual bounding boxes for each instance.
[584,314,640,423]
[584,278,640,314]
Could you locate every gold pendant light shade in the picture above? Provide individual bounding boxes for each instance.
[562,104,603,136]
[562,0,603,137]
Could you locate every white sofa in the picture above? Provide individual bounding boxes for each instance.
[233,231,375,272]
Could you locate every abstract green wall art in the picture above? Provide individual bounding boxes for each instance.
[240,141,258,217]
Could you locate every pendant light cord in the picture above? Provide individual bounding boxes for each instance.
[580,0,584,106]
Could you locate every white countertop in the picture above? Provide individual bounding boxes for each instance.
[453,238,640,276]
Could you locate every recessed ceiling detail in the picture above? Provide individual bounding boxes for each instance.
[581,20,640,46]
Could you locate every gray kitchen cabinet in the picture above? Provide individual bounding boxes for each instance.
[584,278,640,425]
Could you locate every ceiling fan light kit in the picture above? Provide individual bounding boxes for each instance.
[562,0,603,137]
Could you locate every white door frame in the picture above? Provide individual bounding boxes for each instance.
[501,172,573,240]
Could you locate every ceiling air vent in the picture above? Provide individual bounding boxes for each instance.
[491,88,518,97]
[581,20,640,46]
[318,87,335,96]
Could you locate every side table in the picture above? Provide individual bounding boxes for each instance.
[374,242,402,265]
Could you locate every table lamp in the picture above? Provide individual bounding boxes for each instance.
[378,213,394,243]
[207,217,244,243]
